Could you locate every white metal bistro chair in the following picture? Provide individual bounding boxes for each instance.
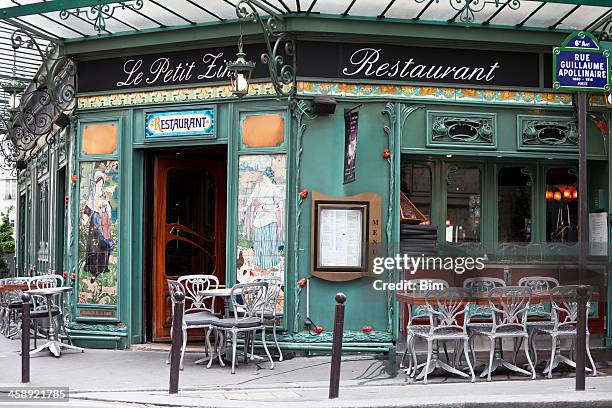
[535,285,597,378]
[411,287,475,384]
[209,282,273,374]
[166,279,220,370]
[399,278,449,376]
[469,286,536,381]
[28,274,63,348]
[513,276,559,365]
[254,276,284,361]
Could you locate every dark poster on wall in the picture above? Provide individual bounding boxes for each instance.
[343,110,359,184]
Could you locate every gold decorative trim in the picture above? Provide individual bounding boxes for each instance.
[77,81,581,110]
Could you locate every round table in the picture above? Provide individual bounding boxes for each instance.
[26,287,84,357]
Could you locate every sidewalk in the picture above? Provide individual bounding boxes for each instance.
[1,336,612,407]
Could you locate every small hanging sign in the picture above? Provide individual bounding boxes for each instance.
[145,108,215,139]
[553,31,611,92]
[343,108,360,184]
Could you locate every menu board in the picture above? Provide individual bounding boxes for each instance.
[589,212,608,256]
[311,191,381,282]
[319,208,363,267]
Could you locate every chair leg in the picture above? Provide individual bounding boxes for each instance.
[487,338,495,382]
[243,332,249,364]
[586,334,597,377]
[231,331,237,374]
[34,321,38,348]
[261,327,273,369]
[546,335,556,379]
[410,336,418,378]
[179,328,187,371]
[523,335,536,379]
[464,339,475,383]
[272,322,283,361]
[512,337,522,366]
[424,340,433,385]
[401,334,411,371]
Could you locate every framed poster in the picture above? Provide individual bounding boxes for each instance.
[311,192,382,282]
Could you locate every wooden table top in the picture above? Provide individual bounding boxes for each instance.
[397,290,599,306]
[0,283,29,293]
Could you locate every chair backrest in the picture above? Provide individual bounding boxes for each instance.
[424,287,471,335]
[405,279,449,322]
[518,276,559,318]
[253,276,282,317]
[29,274,62,289]
[549,285,591,330]
[488,286,531,329]
[229,282,268,320]
[177,275,219,314]
[463,277,506,319]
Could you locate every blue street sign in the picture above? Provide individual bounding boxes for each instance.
[553,31,611,92]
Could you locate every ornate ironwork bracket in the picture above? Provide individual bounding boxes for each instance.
[417,0,521,23]
[235,0,297,99]
[59,0,144,36]
[0,28,76,171]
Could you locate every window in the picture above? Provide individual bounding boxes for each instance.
[3,179,16,200]
[401,163,432,223]
[498,167,532,243]
[545,168,578,243]
[446,166,481,243]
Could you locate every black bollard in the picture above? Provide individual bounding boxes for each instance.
[169,290,185,394]
[575,285,589,391]
[21,293,31,383]
[329,292,346,399]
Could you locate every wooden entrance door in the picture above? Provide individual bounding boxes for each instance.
[152,155,226,341]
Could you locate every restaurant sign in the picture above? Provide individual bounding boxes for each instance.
[79,42,546,92]
[145,109,215,139]
[553,31,610,92]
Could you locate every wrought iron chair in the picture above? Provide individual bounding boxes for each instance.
[166,279,220,370]
[209,282,273,374]
[2,277,31,339]
[254,276,284,361]
[513,276,559,365]
[28,274,63,348]
[411,287,475,384]
[535,285,597,378]
[463,277,506,368]
[469,286,536,381]
[399,278,449,376]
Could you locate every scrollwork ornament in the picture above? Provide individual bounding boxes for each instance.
[416,0,520,23]
[59,0,144,36]
[235,0,297,99]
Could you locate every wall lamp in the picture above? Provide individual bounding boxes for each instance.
[226,0,296,100]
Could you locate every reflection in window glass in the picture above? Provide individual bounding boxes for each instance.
[401,163,432,224]
[545,168,578,243]
[446,167,481,243]
[498,167,532,243]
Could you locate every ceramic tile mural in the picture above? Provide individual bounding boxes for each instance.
[78,81,581,110]
[237,154,286,310]
[77,160,119,305]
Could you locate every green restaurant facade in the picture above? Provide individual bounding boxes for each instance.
[14,15,612,352]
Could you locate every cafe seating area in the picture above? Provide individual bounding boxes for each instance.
[166,274,283,374]
[399,276,598,383]
[0,275,78,356]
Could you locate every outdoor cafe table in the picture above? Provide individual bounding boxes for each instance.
[396,290,599,305]
[396,289,599,379]
[25,287,84,357]
[0,283,29,293]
